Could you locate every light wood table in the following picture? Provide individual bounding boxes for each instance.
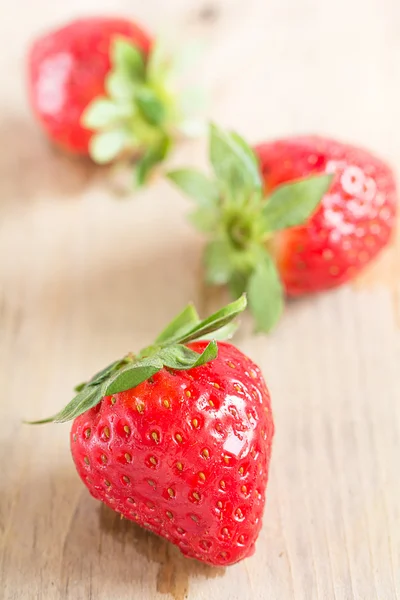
[1,1,399,599]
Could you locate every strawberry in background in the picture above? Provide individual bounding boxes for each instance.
[255,137,397,297]
[169,125,397,332]
[28,17,197,185]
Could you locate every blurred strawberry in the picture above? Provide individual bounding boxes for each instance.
[28,17,196,185]
[255,136,397,296]
[168,126,397,332]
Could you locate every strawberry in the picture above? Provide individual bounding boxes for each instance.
[28,17,194,184]
[168,125,397,332]
[29,296,274,567]
[255,136,397,296]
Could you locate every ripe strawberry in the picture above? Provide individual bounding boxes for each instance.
[28,17,194,184]
[255,136,397,296]
[168,125,397,332]
[29,296,274,567]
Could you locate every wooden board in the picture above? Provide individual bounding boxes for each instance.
[1,0,399,598]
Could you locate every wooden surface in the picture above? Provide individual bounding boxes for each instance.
[1,1,400,599]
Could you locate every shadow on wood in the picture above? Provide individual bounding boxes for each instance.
[0,112,98,208]
[99,504,225,600]
[0,459,225,599]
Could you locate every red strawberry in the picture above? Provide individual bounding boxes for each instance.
[255,136,397,296]
[29,296,274,567]
[168,125,397,332]
[28,17,192,184]
[28,18,151,154]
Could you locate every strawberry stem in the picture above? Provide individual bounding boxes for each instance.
[168,123,333,333]
[25,295,247,425]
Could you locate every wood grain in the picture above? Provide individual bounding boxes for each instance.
[1,0,400,598]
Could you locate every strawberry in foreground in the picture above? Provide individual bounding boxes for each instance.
[29,296,274,567]
[28,17,195,185]
[168,125,397,332]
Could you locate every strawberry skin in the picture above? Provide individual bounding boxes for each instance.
[28,17,151,154]
[256,136,397,296]
[70,341,274,566]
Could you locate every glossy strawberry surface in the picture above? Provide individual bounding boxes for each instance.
[256,136,397,296]
[71,341,274,566]
[28,17,151,154]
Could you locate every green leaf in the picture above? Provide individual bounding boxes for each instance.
[55,388,103,423]
[174,294,247,344]
[105,71,136,101]
[189,207,219,233]
[104,357,163,395]
[74,381,86,393]
[158,341,218,370]
[81,98,129,130]
[247,252,284,333]
[134,136,171,186]
[230,131,261,175]
[89,130,128,164]
[167,169,218,207]
[27,358,162,424]
[88,358,130,387]
[24,415,59,425]
[262,174,333,232]
[199,322,237,341]
[190,341,218,367]
[204,239,234,285]
[111,37,145,79]
[147,39,171,84]
[155,303,200,345]
[135,88,165,126]
[209,123,262,196]
[39,386,102,424]
[229,271,249,299]
[26,296,246,426]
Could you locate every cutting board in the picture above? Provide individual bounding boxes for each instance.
[1,0,399,598]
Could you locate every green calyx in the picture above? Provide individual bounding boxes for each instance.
[168,123,333,333]
[27,295,246,424]
[81,37,201,187]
